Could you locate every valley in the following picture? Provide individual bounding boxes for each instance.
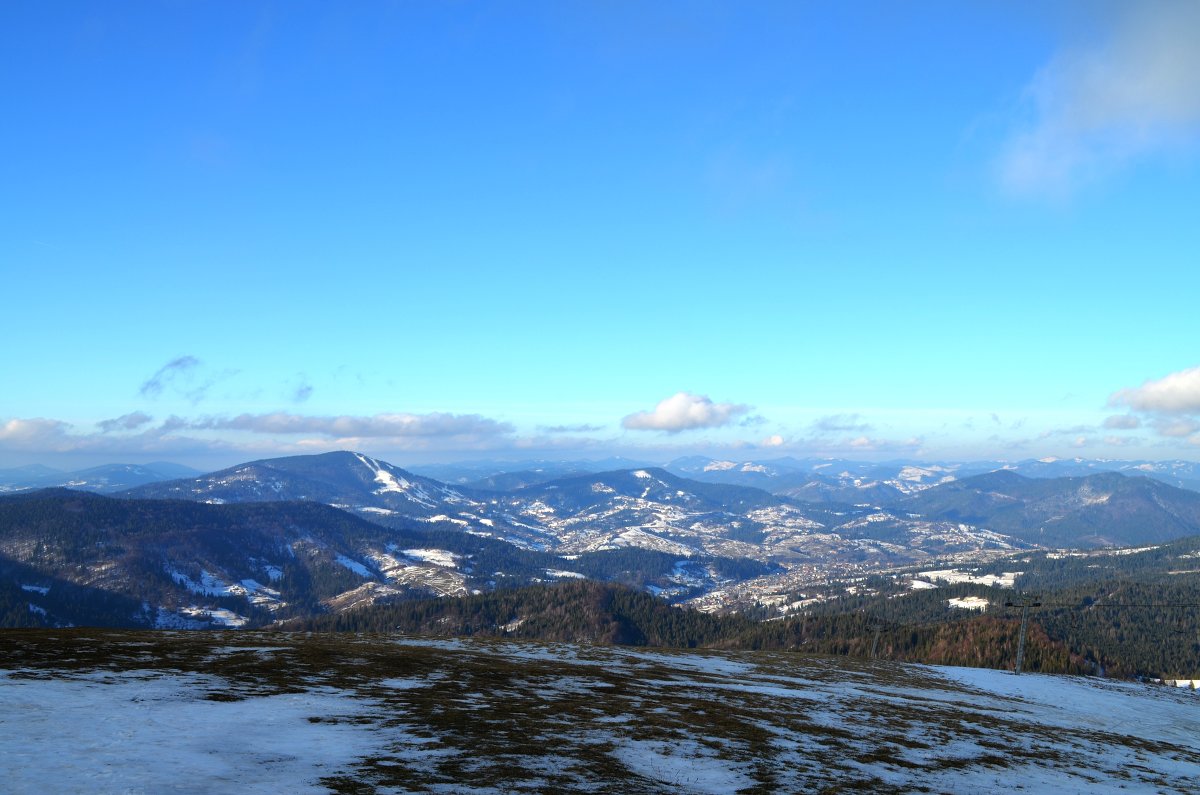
[3,451,1200,679]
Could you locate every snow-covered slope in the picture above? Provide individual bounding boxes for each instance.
[124,450,472,516]
[2,632,1197,793]
[117,453,1018,567]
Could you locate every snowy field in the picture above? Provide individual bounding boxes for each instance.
[1,630,1198,794]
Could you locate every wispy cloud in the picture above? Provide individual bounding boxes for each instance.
[97,412,154,433]
[998,2,1200,197]
[811,413,872,433]
[140,356,201,398]
[1102,414,1141,430]
[539,423,606,434]
[1038,424,1095,438]
[704,148,793,214]
[845,435,923,453]
[189,411,513,439]
[138,355,234,404]
[622,392,750,433]
[292,375,314,404]
[735,432,921,455]
[1151,417,1200,438]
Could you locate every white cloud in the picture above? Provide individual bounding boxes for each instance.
[621,392,750,433]
[760,434,785,447]
[0,409,518,468]
[0,418,73,449]
[1110,365,1200,413]
[0,416,243,460]
[999,2,1200,196]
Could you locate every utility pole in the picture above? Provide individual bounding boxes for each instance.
[1005,597,1041,675]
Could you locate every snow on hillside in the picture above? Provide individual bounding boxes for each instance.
[2,632,1198,793]
[354,452,438,507]
[0,670,382,794]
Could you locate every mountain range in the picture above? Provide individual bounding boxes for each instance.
[900,469,1200,548]
[119,452,1032,563]
[658,454,1200,499]
[6,450,1200,629]
[0,461,201,494]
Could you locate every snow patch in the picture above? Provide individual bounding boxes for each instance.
[421,514,469,527]
[919,569,1021,589]
[335,554,375,579]
[611,738,754,794]
[545,569,587,579]
[401,549,459,568]
[0,670,387,793]
[948,596,990,610]
[353,452,437,507]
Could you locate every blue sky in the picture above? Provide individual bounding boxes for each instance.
[3,1,1200,470]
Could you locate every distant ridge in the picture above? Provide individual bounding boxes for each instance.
[0,462,202,494]
[902,470,1200,547]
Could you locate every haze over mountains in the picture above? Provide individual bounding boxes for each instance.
[0,462,202,494]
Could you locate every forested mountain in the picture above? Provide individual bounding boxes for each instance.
[901,470,1200,547]
[123,450,474,518]
[292,579,747,647]
[788,533,1200,679]
[464,468,593,491]
[0,489,768,629]
[292,567,1200,681]
[663,455,1200,501]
